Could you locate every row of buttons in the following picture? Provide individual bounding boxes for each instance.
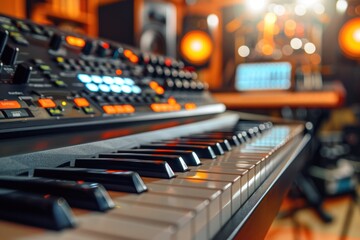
[144,64,196,80]
[78,74,142,94]
[56,57,126,76]
[102,104,135,115]
[89,93,164,106]
[0,17,52,38]
[164,78,205,91]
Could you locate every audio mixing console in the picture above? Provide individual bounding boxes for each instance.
[0,14,225,135]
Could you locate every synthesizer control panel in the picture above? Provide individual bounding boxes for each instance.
[0,14,225,134]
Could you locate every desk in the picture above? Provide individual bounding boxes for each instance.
[213,82,346,109]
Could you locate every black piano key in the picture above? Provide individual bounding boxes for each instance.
[205,131,247,143]
[117,149,202,166]
[140,144,216,159]
[98,153,189,172]
[179,137,232,151]
[0,176,114,211]
[0,188,75,230]
[33,168,147,193]
[154,140,224,155]
[192,133,240,146]
[75,158,175,179]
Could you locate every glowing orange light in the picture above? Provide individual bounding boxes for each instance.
[262,44,274,55]
[0,100,21,109]
[130,55,139,63]
[38,98,56,108]
[187,172,209,180]
[339,18,360,59]
[102,105,117,114]
[150,103,181,112]
[101,42,110,49]
[155,86,165,95]
[77,180,85,184]
[115,69,122,75]
[124,49,133,58]
[184,103,197,110]
[168,97,177,105]
[164,58,172,67]
[149,81,159,89]
[74,98,90,107]
[66,36,86,48]
[122,104,135,113]
[180,30,213,66]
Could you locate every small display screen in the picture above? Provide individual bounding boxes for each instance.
[235,62,292,91]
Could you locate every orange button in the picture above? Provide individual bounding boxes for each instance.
[103,105,117,114]
[122,104,135,113]
[74,98,90,107]
[0,100,21,109]
[150,103,181,112]
[114,105,124,113]
[185,103,197,110]
[38,98,56,108]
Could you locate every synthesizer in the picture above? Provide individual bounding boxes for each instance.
[0,14,310,240]
[0,14,224,135]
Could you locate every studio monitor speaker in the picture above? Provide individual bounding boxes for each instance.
[139,1,177,57]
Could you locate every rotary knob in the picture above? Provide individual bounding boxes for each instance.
[1,44,19,65]
[49,33,64,51]
[0,29,9,56]
[13,62,32,84]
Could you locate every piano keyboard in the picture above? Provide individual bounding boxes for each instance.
[0,112,309,240]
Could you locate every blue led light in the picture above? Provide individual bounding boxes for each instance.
[99,84,110,92]
[102,76,114,85]
[124,78,135,85]
[121,85,132,93]
[86,83,99,92]
[113,77,124,85]
[78,74,91,83]
[91,75,103,84]
[110,84,122,93]
[132,85,141,94]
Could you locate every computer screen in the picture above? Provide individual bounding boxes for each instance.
[235,62,293,91]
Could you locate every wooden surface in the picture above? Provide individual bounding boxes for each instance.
[213,82,346,109]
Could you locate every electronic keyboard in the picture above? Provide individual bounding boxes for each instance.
[0,14,310,239]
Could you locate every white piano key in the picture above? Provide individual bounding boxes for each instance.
[12,215,175,240]
[114,192,208,240]
[79,215,174,240]
[192,166,251,204]
[178,171,242,213]
[147,183,221,239]
[145,177,232,226]
[109,201,194,240]
[223,159,264,187]
[201,161,260,191]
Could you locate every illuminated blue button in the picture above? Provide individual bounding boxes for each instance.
[121,85,132,94]
[86,83,99,92]
[110,84,122,93]
[114,77,124,85]
[132,85,141,94]
[124,78,134,85]
[99,84,110,92]
[78,74,91,83]
[91,75,103,84]
[102,76,114,85]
